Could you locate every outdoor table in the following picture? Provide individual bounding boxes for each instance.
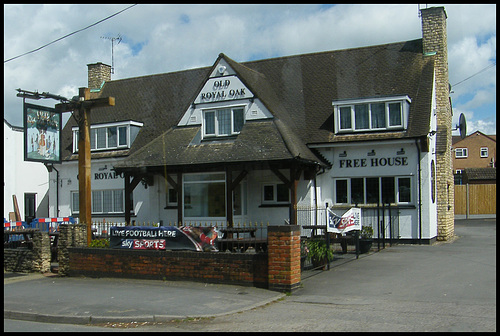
[4,228,39,249]
[217,227,266,252]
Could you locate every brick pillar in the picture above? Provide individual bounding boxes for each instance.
[421,6,454,240]
[267,225,301,292]
[58,224,87,276]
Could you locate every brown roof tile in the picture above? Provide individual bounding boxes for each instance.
[61,38,435,171]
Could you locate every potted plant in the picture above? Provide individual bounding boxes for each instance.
[306,239,334,269]
[300,240,309,270]
[359,225,373,254]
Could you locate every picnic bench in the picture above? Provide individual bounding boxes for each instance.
[217,227,267,253]
[4,228,39,249]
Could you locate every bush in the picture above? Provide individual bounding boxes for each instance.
[306,239,334,263]
[89,238,110,248]
[360,226,374,239]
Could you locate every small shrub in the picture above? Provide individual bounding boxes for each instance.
[89,238,110,248]
[360,226,374,239]
[306,239,334,263]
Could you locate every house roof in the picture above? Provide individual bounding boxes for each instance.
[452,131,497,146]
[60,38,435,171]
[463,167,496,181]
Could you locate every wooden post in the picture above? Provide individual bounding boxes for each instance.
[77,88,92,245]
[226,167,233,229]
[55,87,114,246]
[12,195,21,221]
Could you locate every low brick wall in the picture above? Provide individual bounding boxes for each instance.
[68,248,268,288]
[4,231,51,273]
[61,224,301,292]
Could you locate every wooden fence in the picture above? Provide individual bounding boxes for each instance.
[454,184,496,216]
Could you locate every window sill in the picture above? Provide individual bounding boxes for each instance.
[259,203,290,208]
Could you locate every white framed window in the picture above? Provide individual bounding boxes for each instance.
[262,183,289,204]
[72,121,142,153]
[334,176,412,205]
[71,189,125,214]
[480,147,488,158]
[203,106,244,138]
[455,148,468,158]
[334,96,410,133]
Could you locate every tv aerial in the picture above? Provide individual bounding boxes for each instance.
[454,113,467,139]
[101,34,122,74]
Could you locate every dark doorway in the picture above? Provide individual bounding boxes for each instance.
[24,193,36,225]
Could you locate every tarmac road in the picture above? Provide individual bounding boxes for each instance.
[4,218,496,332]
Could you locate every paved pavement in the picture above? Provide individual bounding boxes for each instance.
[4,272,284,325]
[4,217,496,331]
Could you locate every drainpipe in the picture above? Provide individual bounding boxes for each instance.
[313,176,318,226]
[415,138,422,244]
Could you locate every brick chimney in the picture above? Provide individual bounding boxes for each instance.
[421,7,454,241]
[87,62,111,91]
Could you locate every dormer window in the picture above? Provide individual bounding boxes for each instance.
[203,106,244,138]
[72,121,142,153]
[334,96,410,133]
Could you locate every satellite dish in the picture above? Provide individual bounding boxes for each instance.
[456,113,467,139]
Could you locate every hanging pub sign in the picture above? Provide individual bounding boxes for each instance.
[110,226,219,252]
[327,207,362,234]
[24,103,61,163]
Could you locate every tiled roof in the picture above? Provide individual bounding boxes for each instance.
[60,38,435,171]
[463,167,496,181]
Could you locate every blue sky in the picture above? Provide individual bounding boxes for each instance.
[4,4,496,135]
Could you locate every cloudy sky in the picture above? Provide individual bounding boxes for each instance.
[4,4,496,135]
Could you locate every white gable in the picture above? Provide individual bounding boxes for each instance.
[177,58,273,127]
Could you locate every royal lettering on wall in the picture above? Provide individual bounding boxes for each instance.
[339,157,408,168]
[195,75,253,104]
[94,171,123,180]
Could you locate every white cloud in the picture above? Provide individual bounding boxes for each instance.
[4,4,496,135]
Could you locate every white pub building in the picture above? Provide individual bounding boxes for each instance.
[48,7,455,244]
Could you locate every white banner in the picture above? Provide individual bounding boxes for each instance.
[327,207,362,234]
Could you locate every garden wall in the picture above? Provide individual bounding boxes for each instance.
[59,224,301,292]
[67,248,268,288]
[4,231,51,273]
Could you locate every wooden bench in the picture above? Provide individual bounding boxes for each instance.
[4,228,39,249]
[217,227,266,252]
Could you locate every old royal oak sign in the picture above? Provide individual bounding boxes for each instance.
[195,75,253,104]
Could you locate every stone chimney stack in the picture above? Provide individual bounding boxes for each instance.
[421,6,454,241]
[87,62,111,91]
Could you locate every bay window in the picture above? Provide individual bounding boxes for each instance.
[73,121,142,153]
